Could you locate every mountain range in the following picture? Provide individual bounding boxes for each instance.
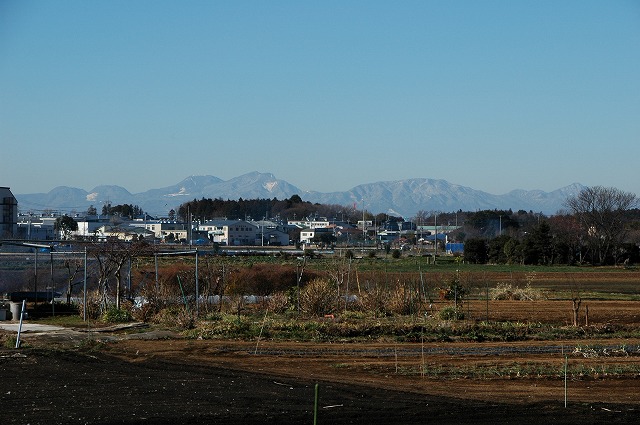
[15,172,583,217]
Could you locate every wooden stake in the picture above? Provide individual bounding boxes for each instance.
[585,304,589,327]
[564,355,568,408]
[313,383,319,425]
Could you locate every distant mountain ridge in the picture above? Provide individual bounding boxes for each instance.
[15,172,584,217]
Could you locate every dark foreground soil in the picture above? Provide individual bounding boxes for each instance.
[3,297,640,425]
[1,343,638,425]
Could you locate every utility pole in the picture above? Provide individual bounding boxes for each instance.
[195,249,199,317]
[50,246,54,316]
[434,213,438,261]
[34,248,38,307]
[83,246,87,321]
[361,199,366,254]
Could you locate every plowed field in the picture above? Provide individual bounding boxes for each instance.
[1,298,639,424]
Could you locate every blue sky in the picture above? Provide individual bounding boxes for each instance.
[1,1,639,197]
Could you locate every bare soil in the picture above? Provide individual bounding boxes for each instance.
[2,299,640,424]
[466,299,640,325]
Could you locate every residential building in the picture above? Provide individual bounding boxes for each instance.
[300,227,334,246]
[73,216,112,239]
[130,220,189,242]
[250,220,290,246]
[198,219,257,245]
[16,214,57,240]
[288,217,331,229]
[299,229,315,245]
[75,216,166,241]
[356,220,373,230]
[94,225,155,241]
[0,187,18,238]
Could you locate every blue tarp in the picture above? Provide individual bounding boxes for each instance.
[445,243,464,253]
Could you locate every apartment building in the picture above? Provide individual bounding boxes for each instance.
[0,187,18,237]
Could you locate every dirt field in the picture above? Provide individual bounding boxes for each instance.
[4,347,634,425]
[465,299,640,325]
[1,339,639,425]
[2,308,640,425]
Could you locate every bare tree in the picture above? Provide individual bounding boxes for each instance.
[89,240,152,313]
[412,210,443,227]
[114,240,153,310]
[565,186,637,265]
[112,246,130,311]
[571,296,582,327]
[91,243,117,313]
[327,256,352,311]
[63,256,84,305]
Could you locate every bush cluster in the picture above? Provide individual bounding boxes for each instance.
[438,306,465,321]
[103,306,133,323]
[490,283,545,301]
[299,278,338,316]
[152,306,195,330]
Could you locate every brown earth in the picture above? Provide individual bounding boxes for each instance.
[2,299,640,424]
[465,299,640,325]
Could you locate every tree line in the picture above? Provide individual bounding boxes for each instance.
[176,195,362,223]
[461,186,639,266]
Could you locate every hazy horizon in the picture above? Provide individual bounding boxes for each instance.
[12,172,588,197]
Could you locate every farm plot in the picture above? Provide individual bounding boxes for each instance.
[1,265,639,424]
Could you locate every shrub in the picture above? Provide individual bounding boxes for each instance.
[386,286,421,315]
[2,334,18,349]
[267,291,290,314]
[152,306,195,330]
[439,275,467,302]
[391,250,402,259]
[205,311,223,321]
[299,278,339,316]
[78,290,103,320]
[490,283,544,301]
[103,307,133,323]
[340,310,370,320]
[224,295,247,316]
[439,306,465,321]
[225,264,322,295]
[131,302,156,322]
[358,286,389,315]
